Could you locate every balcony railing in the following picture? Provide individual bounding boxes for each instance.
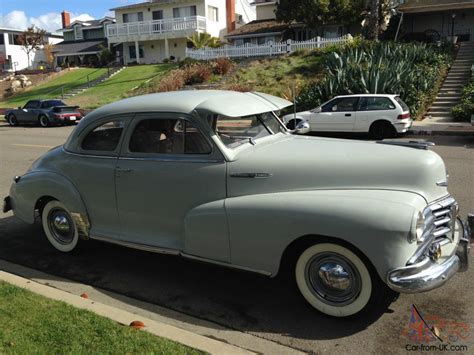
[106,16,207,39]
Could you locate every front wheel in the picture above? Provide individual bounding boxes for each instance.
[41,200,79,252]
[295,243,389,317]
[8,114,19,126]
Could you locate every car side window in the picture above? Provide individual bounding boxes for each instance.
[322,98,358,112]
[359,97,396,111]
[82,120,125,151]
[129,118,211,155]
[24,101,40,109]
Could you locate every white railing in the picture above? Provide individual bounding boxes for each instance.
[186,34,353,60]
[107,16,207,38]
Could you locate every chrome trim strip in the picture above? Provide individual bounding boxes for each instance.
[118,157,225,164]
[181,253,272,276]
[63,148,117,160]
[230,172,273,178]
[89,235,180,255]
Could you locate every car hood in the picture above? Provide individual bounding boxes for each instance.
[227,135,448,203]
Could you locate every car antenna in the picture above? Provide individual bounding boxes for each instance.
[293,82,297,121]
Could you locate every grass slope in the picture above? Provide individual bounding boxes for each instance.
[227,52,324,97]
[0,281,202,354]
[68,64,175,109]
[0,68,108,108]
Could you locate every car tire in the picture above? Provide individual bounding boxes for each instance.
[286,119,302,130]
[295,242,391,317]
[41,200,79,253]
[38,115,50,128]
[369,121,396,140]
[7,114,19,127]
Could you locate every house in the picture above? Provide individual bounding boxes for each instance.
[225,0,357,46]
[53,11,116,66]
[0,27,63,72]
[398,0,474,42]
[106,0,256,64]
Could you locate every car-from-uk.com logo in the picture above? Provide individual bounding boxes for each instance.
[402,304,470,352]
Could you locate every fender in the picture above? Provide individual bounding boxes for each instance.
[225,189,427,280]
[10,170,89,234]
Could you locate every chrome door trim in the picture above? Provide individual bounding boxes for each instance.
[89,234,180,255]
[230,172,273,178]
[118,156,225,164]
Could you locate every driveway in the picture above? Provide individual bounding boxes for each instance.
[0,124,473,353]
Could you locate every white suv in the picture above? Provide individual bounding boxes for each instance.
[283,94,412,139]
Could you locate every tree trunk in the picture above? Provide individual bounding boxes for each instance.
[366,0,380,40]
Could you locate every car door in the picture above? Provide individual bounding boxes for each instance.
[309,97,359,132]
[355,97,397,132]
[115,113,228,256]
[18,100,40,123]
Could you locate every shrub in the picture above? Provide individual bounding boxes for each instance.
[183,63,212,84]
[178,57,201,68]
[452,83,474,122]
[212,58,234,75]
[156,69,187,92]
[225,83,254,92]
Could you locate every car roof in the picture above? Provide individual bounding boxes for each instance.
[78,90,292,124]
[334,94,399,98]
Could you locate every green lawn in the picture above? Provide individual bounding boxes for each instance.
[0,68,108,108]
[227,52,324,97]
[0,281,202,354]
[68,64,175,109]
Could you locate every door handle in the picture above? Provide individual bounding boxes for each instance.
[345,113,352,117]
[116,167,132,173]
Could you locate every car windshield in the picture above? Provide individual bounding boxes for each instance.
[212,112,286,149]
[41,100,67,108]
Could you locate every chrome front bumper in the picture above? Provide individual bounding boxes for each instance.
[387,215,472,293]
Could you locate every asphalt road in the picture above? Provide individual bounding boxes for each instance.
[0,123,473,354]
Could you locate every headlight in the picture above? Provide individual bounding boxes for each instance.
[413,211,426,244]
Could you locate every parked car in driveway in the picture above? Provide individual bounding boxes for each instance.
[3,90,471,318]
[6,100,82,127]
[283,94,412,139]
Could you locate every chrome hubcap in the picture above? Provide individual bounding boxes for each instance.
[47,208,74,244]
[305,253,361,306]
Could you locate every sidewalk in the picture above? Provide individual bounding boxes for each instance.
[408,119,474,136]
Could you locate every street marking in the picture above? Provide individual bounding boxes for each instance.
[11,144,55,148]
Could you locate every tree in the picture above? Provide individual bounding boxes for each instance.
[362,0,398,40]
[187,32,222,49]
[364,0,380,40]
[98,45,115,66]
[276,0,366,32]
[18,26,47,68]
[43,43,56,69]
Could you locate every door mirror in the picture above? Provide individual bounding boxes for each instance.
[293,120,310,135]
[18,106,22,110]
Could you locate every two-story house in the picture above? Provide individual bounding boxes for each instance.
[53,11,116,66]
[106,0,255,64]
[398,0,474,42]
[0,27,63,72]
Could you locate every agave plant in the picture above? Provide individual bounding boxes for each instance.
[187,32,222,49]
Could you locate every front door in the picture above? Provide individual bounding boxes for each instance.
[309,97,359,131]
[115,113,227,252]
[19,100,40,123]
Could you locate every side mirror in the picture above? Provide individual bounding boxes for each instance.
[293,120,310,135]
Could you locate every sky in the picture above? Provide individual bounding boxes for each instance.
[0,0,137,33]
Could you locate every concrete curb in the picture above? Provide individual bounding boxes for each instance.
[0,270,254,355]
[407,129,474,137]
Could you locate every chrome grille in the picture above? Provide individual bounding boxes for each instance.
[409,196,458,264]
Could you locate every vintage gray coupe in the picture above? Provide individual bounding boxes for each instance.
[3,90,472,317]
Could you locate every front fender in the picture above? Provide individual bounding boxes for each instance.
[226,189,427,280]
[10,171,88,225]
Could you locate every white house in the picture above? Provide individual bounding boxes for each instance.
[0,27,63,72]
[106,0,256,64]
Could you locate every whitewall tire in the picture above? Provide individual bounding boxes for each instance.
[295,243,373,317]
[41,200,79,252]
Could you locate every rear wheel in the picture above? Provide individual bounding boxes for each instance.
[295,242,393,317]
[38,115,50,128]
[41,200,79,252]
[7,114,19,126]
[369,121,396,140]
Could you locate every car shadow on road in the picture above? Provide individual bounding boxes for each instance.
[0,215,396,342]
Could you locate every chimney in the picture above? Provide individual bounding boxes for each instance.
[61,11,71,28]
[226,0,236,33]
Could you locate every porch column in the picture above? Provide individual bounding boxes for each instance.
[135,40,140,64]
[164,37,170,60]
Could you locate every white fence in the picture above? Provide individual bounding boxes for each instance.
[186,34,353,60]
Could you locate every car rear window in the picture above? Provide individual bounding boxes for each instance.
[394,96,410,112]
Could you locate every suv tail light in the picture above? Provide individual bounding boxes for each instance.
[397,113,411,120]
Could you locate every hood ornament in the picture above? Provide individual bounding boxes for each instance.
[376,140,435,150]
